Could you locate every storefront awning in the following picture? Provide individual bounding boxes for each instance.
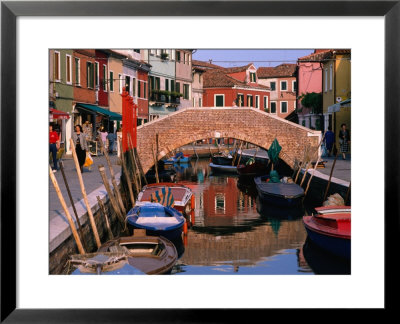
[50,108,70,120]
[328,99,351,113]
[75,103,122,121]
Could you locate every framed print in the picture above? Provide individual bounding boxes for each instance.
[1,0,398,322]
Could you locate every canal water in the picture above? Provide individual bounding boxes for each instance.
[167,158,350,275]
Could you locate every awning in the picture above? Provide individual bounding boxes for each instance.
[75,103,122,121]
[328,99,351,113]
[50,108,70,120]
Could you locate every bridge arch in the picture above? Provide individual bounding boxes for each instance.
[136,108,321,174]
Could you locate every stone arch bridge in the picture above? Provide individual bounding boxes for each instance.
[136,108,321,174]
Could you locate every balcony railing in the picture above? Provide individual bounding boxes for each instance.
[150,90,182,105]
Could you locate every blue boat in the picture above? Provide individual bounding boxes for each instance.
[164,152,191,164]
[126,202,186,241]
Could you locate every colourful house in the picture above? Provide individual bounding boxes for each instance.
[296,49,331,130]
[198,62,270,110]
[175,49,193,109]
[257,63,297,119]
[323,49,351,146]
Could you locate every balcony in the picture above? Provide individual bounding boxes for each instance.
[150,90,182,107]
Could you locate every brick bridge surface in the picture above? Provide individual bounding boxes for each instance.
[136,107,321,173]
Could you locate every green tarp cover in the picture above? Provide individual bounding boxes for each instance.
[268,138,282,164]
[76,103,122,121]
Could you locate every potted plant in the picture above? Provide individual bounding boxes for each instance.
[160,52,169,60]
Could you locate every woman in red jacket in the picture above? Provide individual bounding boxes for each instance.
[49,124,60,172]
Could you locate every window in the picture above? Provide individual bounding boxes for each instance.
[137,80,141,98]
[86,62,94,88]
[270,82,276,91]
[132,78,136,96]
[125,75,130,93]
[170,79,175,92]
[102,64,107,91]
[199,98,202,107]
[176,82,180,94]
[133,49,140,53]
[281,101,288,113]
[66,54,72,84]
[324,68,328,92]
[329,64,333,91]
[292,80,297,92]
[264,96,269,110]
[74,58,80,86]
[109,71,114,92]
[95,62,99,89]
[271,101,277,113]
[280,81,287,91]
[250,72,257,82]
[255,95,260,108]
[54,51,60,81]
[247,95,253,107]
[165,78,169,91]
[119,73,122,93]
[143,82,146,99]
[183,84,190,100]
[237,94,244,107]
[215,94,224,107]
[176,51,181,62]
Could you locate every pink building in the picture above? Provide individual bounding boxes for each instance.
[296,50,331,129]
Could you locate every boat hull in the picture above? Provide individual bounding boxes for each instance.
[211,155,233,166]
[303,215,351,259]
[237,162,268,177]
[126,204,186,241]
[209,162,238,174]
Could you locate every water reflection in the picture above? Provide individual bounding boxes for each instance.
[169,159,315,274]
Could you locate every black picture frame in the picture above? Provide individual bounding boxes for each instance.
[1,0,398,322]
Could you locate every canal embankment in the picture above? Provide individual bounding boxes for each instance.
[49,145,350,274]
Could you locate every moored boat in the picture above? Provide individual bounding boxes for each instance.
[254,174,304,207]
[237,158,269,177]
[164,152,191,164]
[315,205,351,215]
[136,182,194,216]
[211,152,233,166]
[303,211,351,259]
[98,231,178,274]
[126,202,186,241]
[209,162,238,174]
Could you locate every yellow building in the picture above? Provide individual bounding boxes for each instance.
[322,49,351,150]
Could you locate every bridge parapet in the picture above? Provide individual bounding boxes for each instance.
[137,107,321,173]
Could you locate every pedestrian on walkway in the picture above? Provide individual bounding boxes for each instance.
[324,126,335,157]
[98,126,108,154]
[72,124,88,172]
[107,131,116,155]
[49,124,60,172]
[338,123,350,160]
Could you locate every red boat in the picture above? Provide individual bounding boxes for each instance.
[303,210,351,259]
[315,205,351,215]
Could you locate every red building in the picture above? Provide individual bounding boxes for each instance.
[95,50,109,108]
[136,64,151,125]
[195,62,270,110]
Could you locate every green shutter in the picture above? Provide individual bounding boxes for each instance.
[215,95,224,107]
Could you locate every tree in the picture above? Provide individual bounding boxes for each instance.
[299,92,323,114]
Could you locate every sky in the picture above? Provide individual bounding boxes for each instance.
[192,49,315,68]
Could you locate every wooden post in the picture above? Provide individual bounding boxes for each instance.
[303,156,321,199]
[192,143,199,159]
[236,141,245,166]
[323,151,339,201]
[98,138,126,216]
[97,196,114,240]
[208,143,212,157]
[152,143,159,183]
[232,140,240,165]
[59,161,88,252]
[70,139,101,249]
[98,164,126,229]
[49,166,85,254]
[299,161,310,187]
[119,152,136,207]
[128,133,147,185]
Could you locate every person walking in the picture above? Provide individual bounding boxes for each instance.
[324,126,335,157]
[72,124,88,172]
[99,126,108,154]
[338,123,350,160]
[49,124,60,172]
[107,131,116,155]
